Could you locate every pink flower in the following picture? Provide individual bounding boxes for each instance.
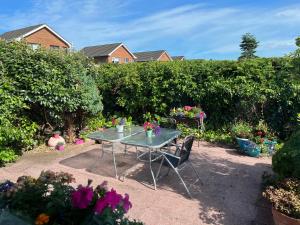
[94,197,107,214]
[71,186,94,209]
[122,194,132,213]
[184,106,193,111]
[105,188,122,210]
[94,188,123,214]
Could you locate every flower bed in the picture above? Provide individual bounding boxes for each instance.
[0,171,143,225]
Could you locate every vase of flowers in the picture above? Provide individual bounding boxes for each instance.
[144,121,154,137]
[112,117,126,133]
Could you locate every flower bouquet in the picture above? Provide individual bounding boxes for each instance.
[170,106,206,120]
[143,113,161,137]
[0,171,143,225]
[112,117,126,133]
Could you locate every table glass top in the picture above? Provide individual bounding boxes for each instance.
[121,128,181,148]
[87,126,144,142]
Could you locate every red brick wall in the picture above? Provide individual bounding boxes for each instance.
[107,46,134,64]
[158,52,172,61]
[24,27,69,49]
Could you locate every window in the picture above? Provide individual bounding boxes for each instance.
[50,45,60,50]
[112,57,120,64]
[124,58,129,63]
[28,43,40,50]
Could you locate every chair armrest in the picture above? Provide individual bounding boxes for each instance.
[160,151,180,160]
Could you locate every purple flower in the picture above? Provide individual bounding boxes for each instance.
[122,194,132,213]
[105,188,122,210]
[94,197,107,214]
[71,186,94,209]
[94,188,123,214]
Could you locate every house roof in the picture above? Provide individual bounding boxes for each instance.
[81,43,136,58]
[172,56,185,61]
[133,50,172,62]
[0,24,71,47]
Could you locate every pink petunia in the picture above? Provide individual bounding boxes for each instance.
[71,186,94,209]
[94,197,108,214]
[105,188,122,210]
[122,194,132,213]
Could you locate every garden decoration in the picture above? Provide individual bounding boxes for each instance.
[112,117,126,133]
[48,131,65,149]
[263,178,300,225]
[0,171,143,225]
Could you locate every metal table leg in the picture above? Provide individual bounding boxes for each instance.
[111,143,118,179]
[149,148,157,190]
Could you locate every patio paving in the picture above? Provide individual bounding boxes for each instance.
[0,141,274,225]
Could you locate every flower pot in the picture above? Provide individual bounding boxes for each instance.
[146,130,153,137]
[75,139,84,145]
[272,207,300,225]
[116,125,124,133]
[56,145,64,151]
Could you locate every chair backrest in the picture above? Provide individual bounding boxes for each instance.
[160,118,177,129]
[176,135,194,165]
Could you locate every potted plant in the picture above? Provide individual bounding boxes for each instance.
[56,142,65,151]
[263,178,300,225]
[0,171,143,225]
[143,121,154,137]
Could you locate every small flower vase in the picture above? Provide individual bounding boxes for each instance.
[146,129,153,137]
[154,126,161,135]
[56,145,64,151]
[116,125,124,133]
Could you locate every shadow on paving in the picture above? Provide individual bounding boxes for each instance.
[59,143,274,225]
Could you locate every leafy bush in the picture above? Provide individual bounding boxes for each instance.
[94,58,300,138]
[231,121,253,139]
[0,147,18,166]
[0,171,143,225]
[272,129,300,179]
[263,178,300,219]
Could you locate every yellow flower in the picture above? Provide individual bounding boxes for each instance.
[35,213,49,225]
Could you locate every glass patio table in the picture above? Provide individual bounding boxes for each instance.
[121,128,181,190]
[87,125,144,178]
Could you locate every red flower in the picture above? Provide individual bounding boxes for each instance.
[184,106,193,111]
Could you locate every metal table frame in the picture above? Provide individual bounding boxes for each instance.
[121,128,181,190]
[87,126,144,178]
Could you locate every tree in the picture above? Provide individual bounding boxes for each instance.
[296,36,300,48]
[239,33,259,60]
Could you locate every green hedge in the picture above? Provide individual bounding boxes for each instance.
[272,129,300,178]
[93,59,300,138]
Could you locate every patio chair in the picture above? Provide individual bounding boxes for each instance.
[156,135,202,197]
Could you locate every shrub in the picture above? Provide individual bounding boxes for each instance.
[272,129,300,178]
[0,147,18,166]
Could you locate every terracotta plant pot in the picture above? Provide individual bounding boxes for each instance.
[272,208,300,225]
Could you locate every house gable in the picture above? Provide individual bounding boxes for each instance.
[25,27,69,49]
[158,52,172,61]
[108,45,135,63]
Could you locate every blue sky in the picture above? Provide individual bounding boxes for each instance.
[0,0,299,59]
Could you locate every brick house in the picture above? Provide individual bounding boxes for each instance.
[172,56,185,61]
[81,43,136,64]
[133,50,173,62]
[0,24,71,50]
